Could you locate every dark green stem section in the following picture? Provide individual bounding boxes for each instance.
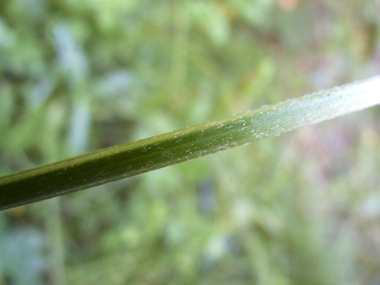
[1,76,380,210]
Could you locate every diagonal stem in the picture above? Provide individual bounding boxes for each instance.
[1,76,380,210]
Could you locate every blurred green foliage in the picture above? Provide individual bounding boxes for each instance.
[1,0,380,284]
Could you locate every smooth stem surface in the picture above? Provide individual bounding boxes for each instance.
[1,76,380,210]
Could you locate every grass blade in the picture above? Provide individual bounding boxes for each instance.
[1,76,380,210]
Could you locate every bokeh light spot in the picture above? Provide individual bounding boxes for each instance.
[278,0,298,11]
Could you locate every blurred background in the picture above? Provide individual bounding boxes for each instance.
[1,0,380,284]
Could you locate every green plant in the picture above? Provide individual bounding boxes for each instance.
[1,75,379,210]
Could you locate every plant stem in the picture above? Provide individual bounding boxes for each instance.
[1,76,380,210]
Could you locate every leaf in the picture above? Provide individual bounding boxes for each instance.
[187,1,231,47]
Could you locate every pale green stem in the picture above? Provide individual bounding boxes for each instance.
[44,199,66,285]
[0,76,380,210]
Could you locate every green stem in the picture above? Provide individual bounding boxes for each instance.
[1,76,380,210]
